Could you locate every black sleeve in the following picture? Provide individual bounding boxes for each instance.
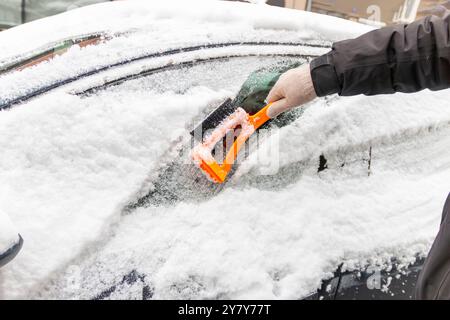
[310,11,450,97]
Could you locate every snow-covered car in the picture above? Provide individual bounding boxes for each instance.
[1,0,449,300]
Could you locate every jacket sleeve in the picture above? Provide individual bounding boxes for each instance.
[310,11,450,97]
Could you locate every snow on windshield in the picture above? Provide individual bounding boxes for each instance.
[0,54,308,298]
[1,0,449,300]
[42,84,450,299]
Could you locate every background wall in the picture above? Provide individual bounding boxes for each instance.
[1,0,449,31]
[0,0,110,30]
[268,0,422,25]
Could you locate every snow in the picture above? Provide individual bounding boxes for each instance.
[0,0,371,63]
[0,0,448,300]
[0,85,229,296]
[0,210,18,256]
[45,89,450,300]
[240,91,450,176]
[0,43,327,107]
[191,107,255,171]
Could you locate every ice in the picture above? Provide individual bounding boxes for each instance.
[73,123,448,300]
[191,107,254,164]
[241,90,450,175]
[0,85,230,296]
[0,0,448,300]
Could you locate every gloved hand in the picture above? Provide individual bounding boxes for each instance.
[266,64,317,118]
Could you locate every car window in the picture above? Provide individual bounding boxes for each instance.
[38,55,309,299]
[81,56,307,99]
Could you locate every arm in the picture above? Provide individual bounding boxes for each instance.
[267,10,450,117]
[312,10,450,96]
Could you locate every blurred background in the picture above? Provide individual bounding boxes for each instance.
[0,0,448,31]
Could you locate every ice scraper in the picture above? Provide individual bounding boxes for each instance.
[190,62,302,183]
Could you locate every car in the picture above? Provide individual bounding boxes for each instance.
[0,0,449,300]
[0,210,23,268]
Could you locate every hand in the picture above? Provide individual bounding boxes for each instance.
[266,64,317,118]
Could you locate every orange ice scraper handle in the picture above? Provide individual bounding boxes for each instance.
[191,103,272,184]
[223,103,271,170]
